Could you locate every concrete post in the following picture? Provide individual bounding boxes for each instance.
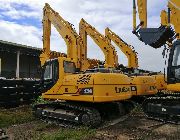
[16,51,20,79]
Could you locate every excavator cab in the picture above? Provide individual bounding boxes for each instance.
[41,58,77,93]
[41,59,59,92]
[137,25,175,48]
[168,40,180,84]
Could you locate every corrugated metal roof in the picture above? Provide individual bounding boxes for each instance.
[0,40,42,51]
[0,40,67,57]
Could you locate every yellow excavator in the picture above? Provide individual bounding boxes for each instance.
[133,0,180,123]
[104,27,163,97]
[79,18,160,98]
[34,2,170,127]
[34,3,138,127]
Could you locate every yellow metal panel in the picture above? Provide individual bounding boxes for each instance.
[57,85,78,95]
[152,74,167,91]
[43,84,132,103]
[93,84,132,102]
[131,76,157,95]
[42,94,94,102]
[167,83,180,92]
[93,73,131,85]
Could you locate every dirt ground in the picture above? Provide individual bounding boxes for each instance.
[1,106,180,140]
[89,116,180,140]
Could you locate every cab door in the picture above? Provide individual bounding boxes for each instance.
[167,40,180,84]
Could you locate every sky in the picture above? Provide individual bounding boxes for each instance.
[0,0,169,72]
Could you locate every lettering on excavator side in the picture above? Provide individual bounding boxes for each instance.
[84,88,93,94]
[80,87,93,95]
[115,87,130,93]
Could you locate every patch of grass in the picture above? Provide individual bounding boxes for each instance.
[39,127,96,140]
[0,106,34,128]
[32,96,48,106]
[9,124,96,140]
[131,104,143,112]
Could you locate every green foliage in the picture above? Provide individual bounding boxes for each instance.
[32,96,48,106]
[0,106,34,128]
[131,104,143,112]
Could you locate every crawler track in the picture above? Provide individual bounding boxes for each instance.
[142,95,180,124]
[33,101,134,128]
[33,101,101,127]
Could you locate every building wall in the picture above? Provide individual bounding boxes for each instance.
[19,54,41,78]
[0,51,17,78]
[0,51,41,79]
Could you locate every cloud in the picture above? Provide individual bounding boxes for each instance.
[0,2,39,20]
[0,20,42,47]
[1,9,40,20]
[0,0,170,72]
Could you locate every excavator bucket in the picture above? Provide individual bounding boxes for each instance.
[138,25,175,48]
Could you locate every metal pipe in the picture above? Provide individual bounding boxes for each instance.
[133,0,137,31]
[168,8,171,25]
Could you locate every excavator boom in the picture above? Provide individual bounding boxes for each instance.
[79,19,118,68]
[136,0,147,28]
[40,3,82,68]
[40,3,102,71]
[105,27,138,68]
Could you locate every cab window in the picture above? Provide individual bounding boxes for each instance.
[64,61,76,73]
[172,45,180,66]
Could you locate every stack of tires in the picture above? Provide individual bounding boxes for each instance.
[0,78,41,108]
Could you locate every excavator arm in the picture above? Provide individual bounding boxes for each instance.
[167,0,180,39]
[105,28,138,68]
[133,0,179,48]
[136,0,147,28]
[40,3,82,67]
[79,18,118,68]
